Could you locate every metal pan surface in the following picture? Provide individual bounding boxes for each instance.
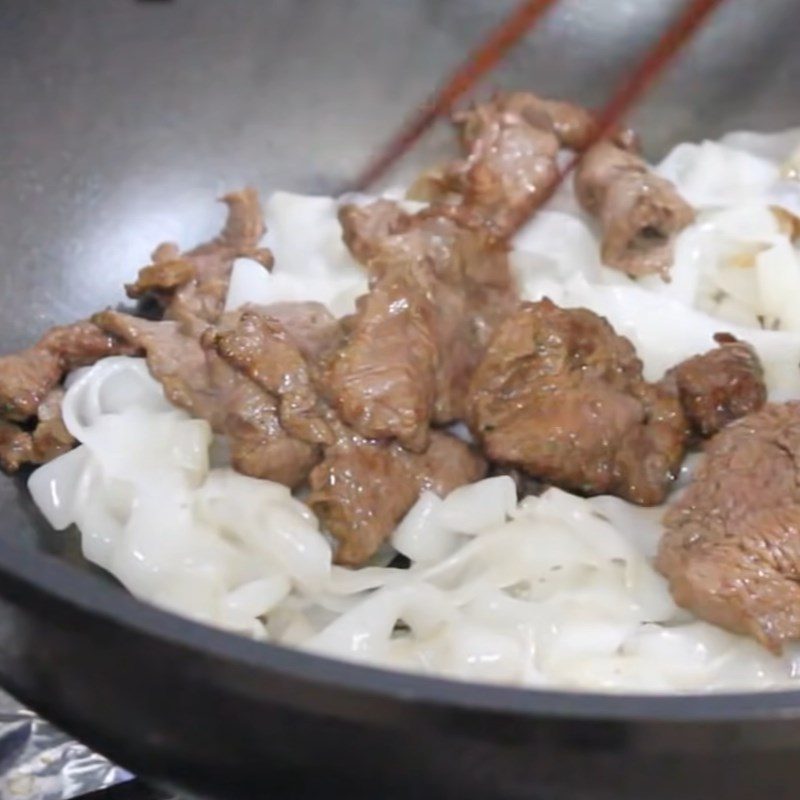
[3,2,800,797]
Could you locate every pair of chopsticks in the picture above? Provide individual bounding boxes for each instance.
[350,0,726,229]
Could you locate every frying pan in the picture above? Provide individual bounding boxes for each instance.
[3,2,800,798]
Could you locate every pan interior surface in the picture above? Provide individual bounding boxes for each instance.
[3,0,800,723]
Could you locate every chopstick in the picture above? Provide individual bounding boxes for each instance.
[348,0,562,193]
[558,0,728,178]
[502,0,728,237]
[348,0,727,214]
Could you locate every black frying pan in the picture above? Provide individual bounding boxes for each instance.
[3,2,800,798]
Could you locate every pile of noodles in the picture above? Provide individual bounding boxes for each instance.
[29,127,800,692]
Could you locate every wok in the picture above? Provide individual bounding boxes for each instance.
[2,2,800,798]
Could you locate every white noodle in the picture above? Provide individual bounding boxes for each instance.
[27,127,800,692]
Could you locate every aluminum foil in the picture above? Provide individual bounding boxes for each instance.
[0,691,131,800]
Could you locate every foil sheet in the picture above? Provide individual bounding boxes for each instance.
[0,691,131,800]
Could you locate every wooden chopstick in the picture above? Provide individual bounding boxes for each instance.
[348,0,561,192]
[349,0,728,220]
[559,0,727,178]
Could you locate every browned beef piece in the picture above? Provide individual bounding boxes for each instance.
[93,310,319,488]
[323,268,438,452]
[663,333,767,438]
[125,259,195,300]
[221,380,320,488]
[309,437,419,567]
[151,242,182,263]
[0,391,75,473]
[308,430,486,566]
[93,312,220,423]
[414,431,488,497]
[468,299,687,505]
[126,188,272,323]
[211,188,269,255]
[575,139,694,278]
[259,301,344,363]
[338,199,407,273]
[0,320,135,474]
[0,321,136,422]
[210,307,333,446]
[486,92,598,151]
[340,202,516,314]
[445,96,560,239]
[171,188,272,322]
[410,93,598,239]
[658,403,800,653]
[331,201,517,450]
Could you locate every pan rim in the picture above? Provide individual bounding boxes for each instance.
[1,532,800,724]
